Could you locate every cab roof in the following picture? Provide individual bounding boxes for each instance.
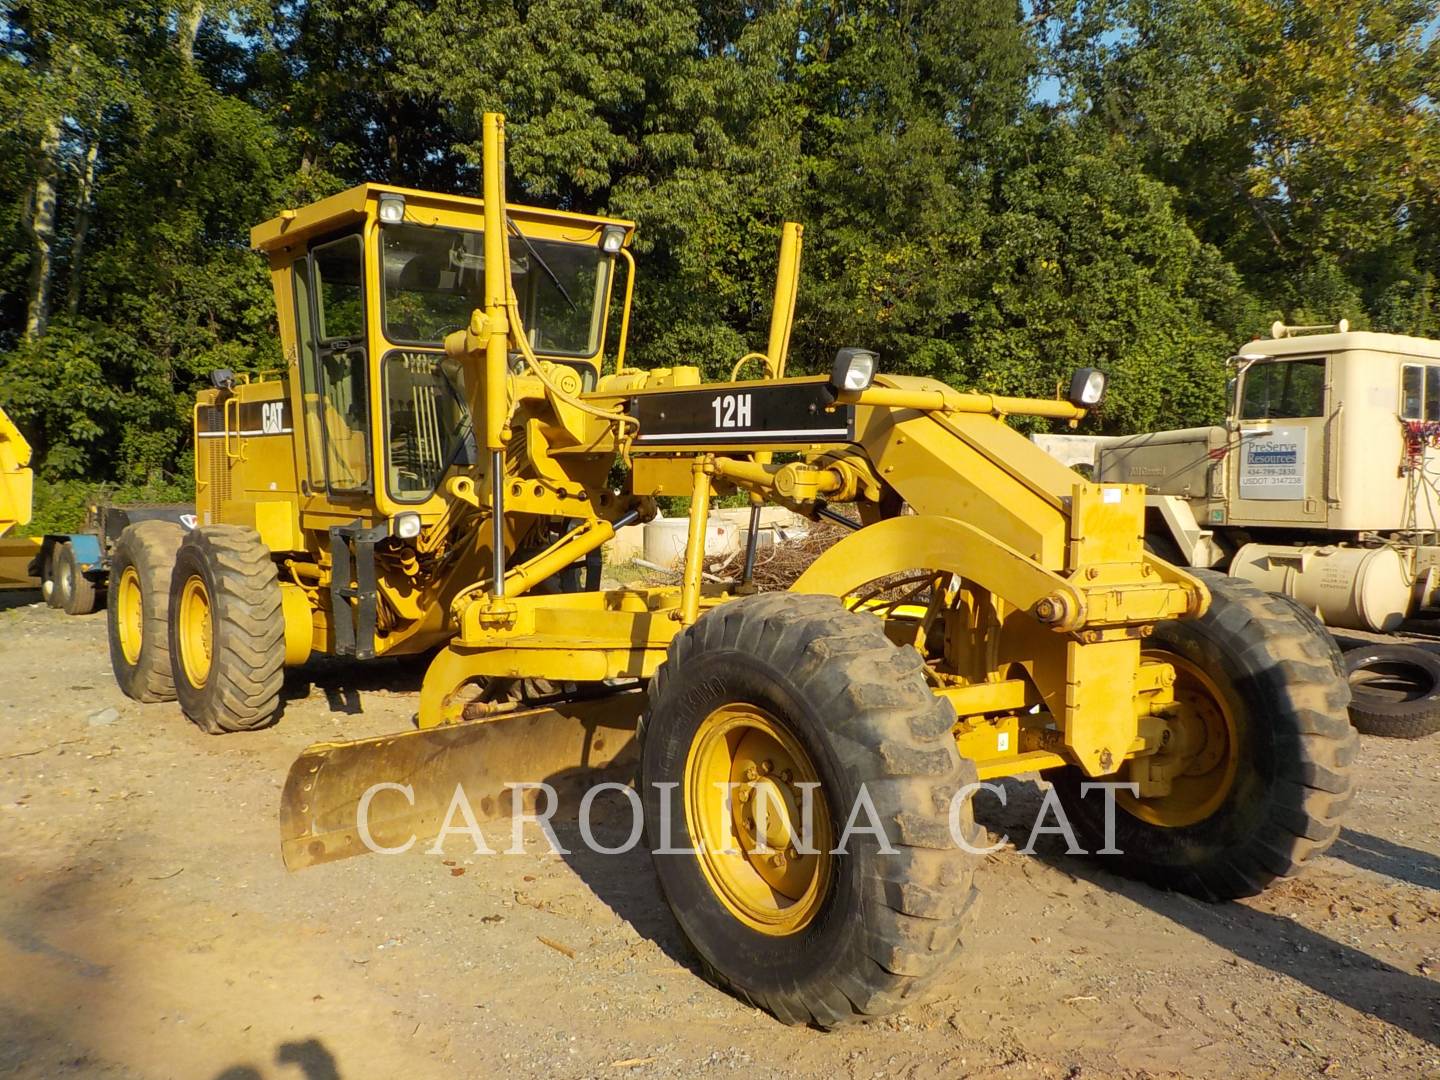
[1244,330,1440,363]
[250,182,635,256]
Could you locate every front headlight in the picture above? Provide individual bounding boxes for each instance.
[1067,367,1108,408]
[830,348,878,393]
[392,512,422,540]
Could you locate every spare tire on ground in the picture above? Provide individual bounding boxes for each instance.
[1343,643,1440,739]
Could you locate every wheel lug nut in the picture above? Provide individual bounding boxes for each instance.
[770,854,786,870]
[736,786,751,803]
[760,759,772,775]
[743,764,758,781]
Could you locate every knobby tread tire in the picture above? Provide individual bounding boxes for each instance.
[639,592,979,1027]
[1271,592,1345,681]
[1049,570,1356,901]
[108,521,186,702]
[55,542,100,615]
[169,525,285,734]
[1343,643,1440,739]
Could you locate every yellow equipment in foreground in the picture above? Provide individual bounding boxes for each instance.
[109,113,1355,1026]
[0,404,41,590]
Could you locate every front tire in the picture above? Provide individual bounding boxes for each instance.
[1048,571,1356,900]
[640,592,979,1026]
[168,525,285,734]
[108,522,186,701]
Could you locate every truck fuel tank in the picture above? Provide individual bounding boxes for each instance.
[1229,542,1414,633]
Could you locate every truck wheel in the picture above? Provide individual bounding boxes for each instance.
[108,522,186,701]
[1343,643,1440,739]
[54,542,101,615]
[1046,572,1356,901]
[40,546,60,607]
[169,525,285,734]
[640,592,979,1027]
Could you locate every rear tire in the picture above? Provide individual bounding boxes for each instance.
[640,592,979,1026]
[1047,572,1356,900]
[108,522,186,702]
[1343,643,1440,739]
[169,525,285,734]
[54,542,101,615]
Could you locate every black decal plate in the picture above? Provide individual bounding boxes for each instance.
[628,383,854,446]
[196,398,293,438]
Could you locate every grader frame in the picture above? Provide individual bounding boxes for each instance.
[109,112,1353,1026]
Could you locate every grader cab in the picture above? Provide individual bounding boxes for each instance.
[107,114,1355,1026]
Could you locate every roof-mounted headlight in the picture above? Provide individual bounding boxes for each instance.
[1067,367,1108,408]
[830,348,878,393]
[377,193,406,224]
[601,225,626,254]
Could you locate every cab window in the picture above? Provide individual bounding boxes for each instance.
[383,350,473,502]
[1240,358,1326,420]
[308,235,371,492]
[1400,364,1440,421]
[380,222,611,358]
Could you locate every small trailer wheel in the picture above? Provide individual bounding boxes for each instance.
[40,545,60,607]
[54,542,101,615]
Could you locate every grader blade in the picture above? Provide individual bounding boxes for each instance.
[279,692,644,870]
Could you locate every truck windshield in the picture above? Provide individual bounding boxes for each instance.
[381,222,611,357]
[1240,359,1326,419]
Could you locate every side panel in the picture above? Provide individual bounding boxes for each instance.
[1331,348,1432,531]
[195,381,303,549]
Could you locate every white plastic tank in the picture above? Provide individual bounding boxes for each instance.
[642,515,740,567]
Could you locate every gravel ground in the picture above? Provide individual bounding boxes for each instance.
[1,593,1437,1079]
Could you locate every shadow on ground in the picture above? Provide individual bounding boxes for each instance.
[214,1038,342,1080]
[1331,827,1440,891]
[281,655,430,719]
[973,777,1439,1047]
[0,588,44,613]
[547,798,698,973]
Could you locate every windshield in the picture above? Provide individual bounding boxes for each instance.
[1240,358,1326,419]
[381,222,611,357]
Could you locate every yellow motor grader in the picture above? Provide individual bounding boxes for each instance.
[108,114,1355,1026]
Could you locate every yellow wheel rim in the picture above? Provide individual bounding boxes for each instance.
[178,574,213,689]
[117,566,144,665]
[1118,651,1239,828]
[684,704,833,936]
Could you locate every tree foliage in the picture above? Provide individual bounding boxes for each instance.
[1,0,1437,503]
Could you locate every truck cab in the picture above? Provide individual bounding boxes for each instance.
[1093,323,1440,630]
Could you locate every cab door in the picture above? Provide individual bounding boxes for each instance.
[292,233,372,499]
[1226,357,1329,525]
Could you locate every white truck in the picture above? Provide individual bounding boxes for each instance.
[1048,322,1440,737]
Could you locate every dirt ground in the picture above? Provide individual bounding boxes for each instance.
[1,594,1437,1080]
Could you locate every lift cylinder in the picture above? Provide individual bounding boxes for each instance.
[1229,543,1413,632]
